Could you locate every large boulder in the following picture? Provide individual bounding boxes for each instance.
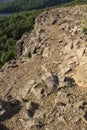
[42,72,59,94]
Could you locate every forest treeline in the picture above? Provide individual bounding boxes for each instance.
[0,0,73,13]
[0,10,40,67]
[0,0,87,13]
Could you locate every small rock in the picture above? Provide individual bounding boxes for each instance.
[55,92,69,105]
[33,110,46,119]
[31,85,45,99]
[26,101,39,118]
[70,26,78,35]
[62,66,72,75]
[51,18,57,25]
[42,47,51,57]
[0,105,5,116]
[21,80,36,100]
[76,47,85,58]
[42,72,59,94]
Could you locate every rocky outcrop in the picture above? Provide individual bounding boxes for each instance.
[16,35,27,59]
[1,5,87,130]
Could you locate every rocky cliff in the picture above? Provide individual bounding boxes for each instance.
[0,5,87,130]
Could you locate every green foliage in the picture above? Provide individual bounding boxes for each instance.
[83,27,87,34]
[0,10,40,67]
[40,81,47,88]
[0,0,73,13]
[63,0,87,6]
[1,0,87,13]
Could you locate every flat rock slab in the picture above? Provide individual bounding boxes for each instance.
[74,64,87,88]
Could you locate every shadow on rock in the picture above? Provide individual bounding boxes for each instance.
[84,112,87,120]
[64,77,76,87]
[0,96,22,122]
[27,102,39,118]
[0,123,9,130]
[0,105,22,122]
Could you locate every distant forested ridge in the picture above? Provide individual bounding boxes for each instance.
[0,0,87,13]
[0,0,13,2]
[0,0,73,13]
[65,0,87,6]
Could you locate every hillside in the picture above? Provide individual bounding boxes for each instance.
[0,0,13,2]
[0,10,40,67]
[65,0,87,6]
[0,0,73,13]
[0,5,87,130]
[0,0,14,4]
[1,0,87,13]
